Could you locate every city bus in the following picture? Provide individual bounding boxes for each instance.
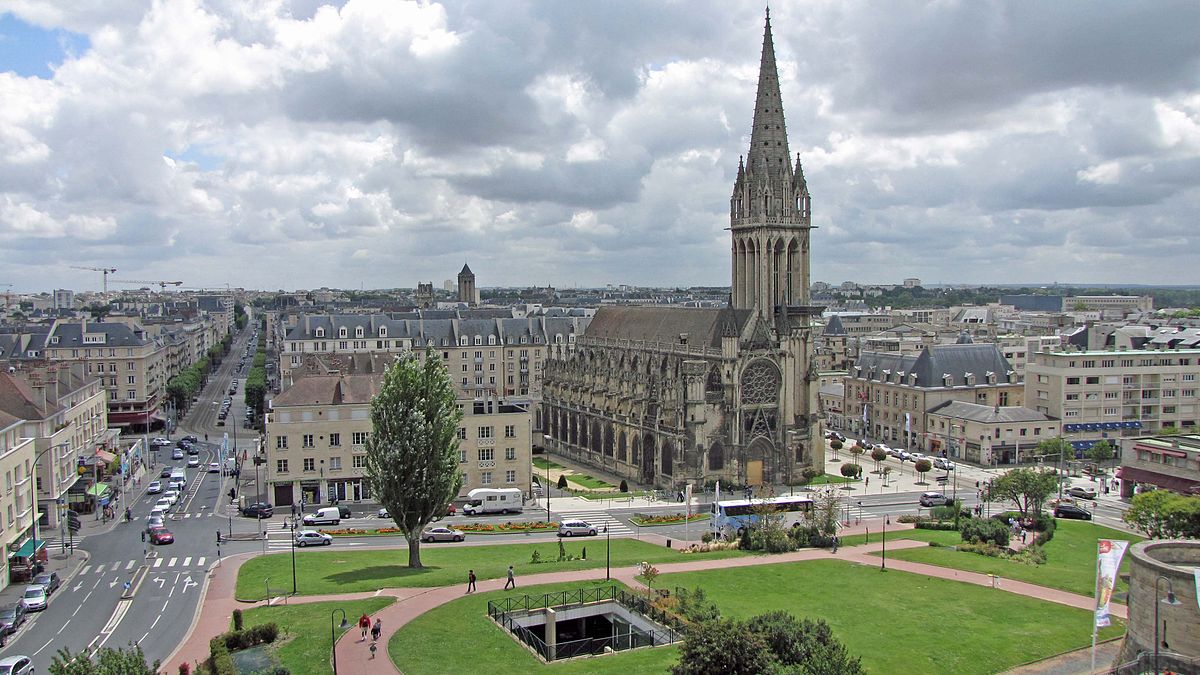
[710,495,814,538]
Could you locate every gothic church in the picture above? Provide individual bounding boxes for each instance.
[541,12,824,490]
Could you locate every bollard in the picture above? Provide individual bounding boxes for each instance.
[666,539,672,548]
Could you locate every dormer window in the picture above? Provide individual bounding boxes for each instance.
[459,336,468,346]
[379,327,387,338]
[488,335,496,346]
[942,374,953,387]
[521,336,528,345]
[965,373,976,386]
[339,327,347,338]
[315,328,324,338]
[474,335,482,346]
[355,327,363,338]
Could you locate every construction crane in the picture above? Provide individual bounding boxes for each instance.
[110,279,184,291]
[70,266,118,295]
[0,283,11,307]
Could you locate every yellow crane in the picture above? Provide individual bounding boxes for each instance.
[69,265,118,295]
[110,279,184,291]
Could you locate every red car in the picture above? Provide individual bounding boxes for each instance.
[148,526,175,545]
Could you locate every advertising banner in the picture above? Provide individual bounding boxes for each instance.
[1094,539,1129,628]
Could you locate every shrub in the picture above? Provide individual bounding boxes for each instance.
[207,636,235,675]
[929,505,959,520]
[530,549,542,564]
[701,532,713,543]
[1034,517,1057,546]
[961,518,1011,547]
[672,619,776,675]
[914,520,960,531]
[556,474,568,490]
[1008,545,1047,565]
[232,609,243,631]
[674,586,721,624]
[897,514,924,524]
[619,479,628,492]
[179,663,191,675]
[957,542,1004,557]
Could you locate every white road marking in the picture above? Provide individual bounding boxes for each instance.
[33,638,54,656]
[57,620,71,634]
[197,556,206,566]
[80,565,92,575]
[183,556,192,566]
[126,560,136,570]
[153,558,163,568]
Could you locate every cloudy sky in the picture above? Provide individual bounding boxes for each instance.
[2,0,1198,293]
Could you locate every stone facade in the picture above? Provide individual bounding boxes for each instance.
[1117,540,1200,673]
[541,12,824,490]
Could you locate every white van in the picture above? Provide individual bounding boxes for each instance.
[462,488,524,515]
[303,506,341,526]
[170,468,187,487]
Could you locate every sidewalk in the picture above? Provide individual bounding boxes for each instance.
[164,531,1118,674]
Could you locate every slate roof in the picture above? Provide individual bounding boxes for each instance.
[822,315,847,336]
[273,372,385,406]
[582,306,752,349]
[854,343,1016,387]
[47,321,148,348]
[927,400,1056,424]
[0,409,21,430]
[283,312,588,347]
[0,371,60,420]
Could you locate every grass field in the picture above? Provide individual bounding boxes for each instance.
[877,520,1142,597]
[239,597,394,675]
[566,473,615,490]
[532,457,565,471]
[235,538,747,601]
[388,560,1123,675]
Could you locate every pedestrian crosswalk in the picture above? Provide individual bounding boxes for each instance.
[79,556,209,576]
[555,509,633,536]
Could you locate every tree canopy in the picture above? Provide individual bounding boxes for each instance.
[364,350,463,568]
[672,611,863,675]
[50,644,159,675]
[1124,490,1200,539]
[990,467,1060,517]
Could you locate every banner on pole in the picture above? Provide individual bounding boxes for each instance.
[1094,539,1129,628]
[1194,567,1200,611]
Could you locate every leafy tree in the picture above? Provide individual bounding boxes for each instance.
[1124,491,1200,539]
[802,487,840,537]
[1036,437,1074,476]
[1159,425,1182,436]
[749,501,794,553]
[1085,440,1115,471]
[829,440,842,459]
[364,350,464,568]
[671,618,777,675]
[913,459,932,483]
[556,474,568,490]
[839,462,860,481]
[50,644,160,674]
[745,612,865,675]
[881,466,892,485]
[990,468,1059,517]
[848,445,865,467]
[870,448,887,474]
[641,563,661,599]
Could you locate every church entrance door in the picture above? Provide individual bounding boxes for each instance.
[746,460,763,486]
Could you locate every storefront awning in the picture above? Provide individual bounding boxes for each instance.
[94,449,116,463]
[10,538,46,559]
[1116,466,1200,494]
[85,483,111,497]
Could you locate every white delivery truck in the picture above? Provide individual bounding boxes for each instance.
[462,488,524,515]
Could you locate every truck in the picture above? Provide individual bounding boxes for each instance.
[462,488,524,515]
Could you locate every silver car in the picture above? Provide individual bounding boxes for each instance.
[557,520,598,537]
[422,526,465,543]
[20,586,47,612]
[294,530,332,547]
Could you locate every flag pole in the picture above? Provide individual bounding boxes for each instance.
[1090,543,1101,674]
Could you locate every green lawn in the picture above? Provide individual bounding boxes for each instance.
[663,559,1124,675]
[806,473,859,486]
[533,457,566,471]
[235,538,747,601]
[388,560,1123,675]
[389,579,676,675]
[239,596,394,675]
[838,526,962,548]
[567,474,616,490]
[878,520,1143,597]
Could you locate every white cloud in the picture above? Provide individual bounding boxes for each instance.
[1077,161,1121,185]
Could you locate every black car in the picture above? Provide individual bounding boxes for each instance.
[0,603,26,635]
[1054,504,1092,520]
[242,503,274,519]
[181,435,198,443]
[334,503,351,518]
[32,572,61,596]
[160,467,174,478]
[187,445,200,456]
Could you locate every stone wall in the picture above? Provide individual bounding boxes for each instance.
[1116,540,1200,671]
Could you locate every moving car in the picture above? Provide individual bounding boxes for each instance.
[187,457,201,468]
[919,492,950,507]
[294,530,333,547]
[0,604,26,635]
[933,458,956,471]
[19,586,47,612]
[897,450,913,461]
[0,655,34,674]
[302,507,341,526]
[148,526,175,544]
[160,467,173,478]
[422,526,465,543]
[187,445,200,456]
[1066,486,1098,500]
[825,431,846,442]
[181,435,198,443]
[208,462,221,473]
[242,503,274,519]
[154,498,172,512]
[145,516,165,532]
[558,520,598,537]
[1054,503,1092,520]
[147,481,163,494]
[32,572,60,596]
[162,489,180,505]
[151,437,171,447]
[462,487,524,515]
[171,448,184,460]
[377,507,389,519]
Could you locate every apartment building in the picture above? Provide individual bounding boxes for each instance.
[925,401,1060,465]
[42,319,167,428]
[1116,434,1200,498]
[0,411,37,591]
[1026,347,1200,454]
[264,362,532,507]
[0,363,109,528]
[846,344,1023,457]
[997,335,1064,376]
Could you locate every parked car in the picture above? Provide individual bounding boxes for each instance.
[171,448,184,460]
[910,452,929,464]
[242,503,274,519]
[897,450,913,461]
[303,507,341,526]
[208,462,221,473]
[933,458,956,471]
[558,520,598,537]
[825,431,846,442]
[19,586,46,612]
[294,530,333,547]
[919,492,950,507]
[148,526,175,545]
[147,481,163,494]
[377,508,389,519]
[0,604,26,635]
[422,526,465,543]
[187,457,201,468]
[151,437,171,447]
[1067,486,1098,500]
[0,655,34,674]
[32,572,60,596]
[1054,504,1092,520]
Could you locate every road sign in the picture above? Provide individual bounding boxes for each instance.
[935,476,949,485]
[67,510,82,533]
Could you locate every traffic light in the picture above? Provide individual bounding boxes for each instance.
[66,510,81,533]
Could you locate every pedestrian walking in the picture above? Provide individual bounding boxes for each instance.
[504,565,515,590]
[1020,528,1027,544]
[832,536,839,553]
[358,613,370,641]
[371,618,382,642]
[369,641,377,659]
[466,569,476,593]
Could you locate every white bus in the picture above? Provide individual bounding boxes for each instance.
[462,488,524,515]
[711,495,814,538]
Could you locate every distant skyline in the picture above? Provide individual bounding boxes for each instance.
[2,1,1198,293]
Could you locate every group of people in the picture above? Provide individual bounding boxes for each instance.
[465,565,516,593]
[358,613,383,658]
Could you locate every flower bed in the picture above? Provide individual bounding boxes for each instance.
[457,521,558,534]
[631,513,712,527]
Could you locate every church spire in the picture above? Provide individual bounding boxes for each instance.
[746,8,791,176]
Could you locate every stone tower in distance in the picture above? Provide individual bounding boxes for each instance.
[457,263,477,306]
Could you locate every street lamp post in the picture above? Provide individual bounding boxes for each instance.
[605,524,611,580]
[290,518,298,595]
[1154,575,1183,675]
[881,514,887,571]
[31,442,71,577]
[330,608,350,675]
